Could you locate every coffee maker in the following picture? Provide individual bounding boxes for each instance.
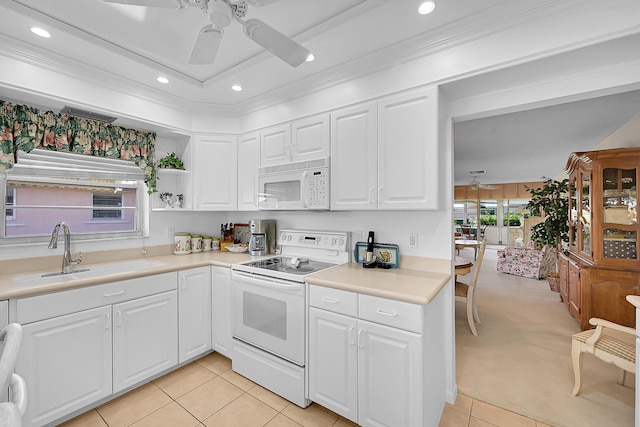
[248,219,276,256]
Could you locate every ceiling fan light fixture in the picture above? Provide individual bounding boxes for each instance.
[306,53,315,62]
[157,76,169,84]
[417,1,436,15]
[208,1,233,27]
[231,84,242,91]
[242,18,312,67]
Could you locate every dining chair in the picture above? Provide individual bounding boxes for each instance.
[571,317,635,396]
[455,237,486,336]
[0,323,27,427]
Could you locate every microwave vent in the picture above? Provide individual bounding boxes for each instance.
[259,157,329,175]
[60,106,117,124]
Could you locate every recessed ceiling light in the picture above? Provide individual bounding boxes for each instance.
[418,1,436,15]
[157,76,169,84]
[231,84,243,92]
[306,53,315,62]
[30,27,51,38]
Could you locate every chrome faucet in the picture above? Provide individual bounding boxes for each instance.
[48,222,83,274]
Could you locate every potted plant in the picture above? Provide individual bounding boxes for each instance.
[157,152,184,170]
[526,178,569,291]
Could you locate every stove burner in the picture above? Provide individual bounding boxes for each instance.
[283,265,316,274]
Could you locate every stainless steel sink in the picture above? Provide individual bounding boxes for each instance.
[13,260,166,287]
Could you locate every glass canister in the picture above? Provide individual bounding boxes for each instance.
[174,233,192,255]
[191,234,203,253]
[202,235,213,252]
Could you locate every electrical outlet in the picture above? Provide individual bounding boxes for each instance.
[167,226,175,238]
[354,230,363,243]
[408,233,418,248]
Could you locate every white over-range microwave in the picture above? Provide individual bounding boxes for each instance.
[257,157,329,210]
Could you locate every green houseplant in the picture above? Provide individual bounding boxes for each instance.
[526,178,569,250]
[157,152,184,170]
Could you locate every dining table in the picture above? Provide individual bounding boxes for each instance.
[455,239,482,260]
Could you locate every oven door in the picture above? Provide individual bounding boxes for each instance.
[231,270,305,365]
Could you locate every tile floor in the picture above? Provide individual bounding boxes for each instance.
[60,352,552,427]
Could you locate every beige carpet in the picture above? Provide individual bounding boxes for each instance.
[455,246,635,427]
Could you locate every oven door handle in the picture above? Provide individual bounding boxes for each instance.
[233,271,304,292]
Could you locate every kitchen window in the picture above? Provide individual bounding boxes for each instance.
[92,193,123,219]
[5,187,15,220]
[1,149,148,244]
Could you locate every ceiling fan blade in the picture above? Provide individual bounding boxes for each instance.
[242,18,311,67]
[189,25,224,65]
[101,0,182,7]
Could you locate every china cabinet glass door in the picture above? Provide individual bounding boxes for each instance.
[601,166,637,261]
[569,177,578,251]
[580,172,591,257]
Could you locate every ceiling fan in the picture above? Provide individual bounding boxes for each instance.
[465,173,497,190]
[101,0,314,67]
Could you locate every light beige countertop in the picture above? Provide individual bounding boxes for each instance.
[0,247,452,304]
[0,249,254,300]
[306,256,451,305]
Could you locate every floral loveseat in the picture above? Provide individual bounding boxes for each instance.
[496,243,557,279]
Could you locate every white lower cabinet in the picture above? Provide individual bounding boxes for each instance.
[19,306,112,427]
[308,285,428,427]
[178,267,212,363]
[112,290,178,393]
[211,266,232,358]
[15,272,178,427]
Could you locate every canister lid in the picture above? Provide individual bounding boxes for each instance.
[191,234,202,238]
[202,235,212,239]
[175,232,191,236]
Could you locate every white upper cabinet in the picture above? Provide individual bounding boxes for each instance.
[291,113,330,163]
[260,123,291,167]
[237,131,260,211]
[261,114,330,167]
[377,87,439,210]
[330,102,378,210]
[193,134,238,211]
[330,87,439,211]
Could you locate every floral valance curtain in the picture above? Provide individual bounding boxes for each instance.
[0,100,156,192]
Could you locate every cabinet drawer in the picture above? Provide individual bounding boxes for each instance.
[309,285,357,317]
[358,294,423,334]
[17,272,177,324]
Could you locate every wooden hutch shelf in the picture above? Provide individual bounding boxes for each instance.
[562,147,640,330]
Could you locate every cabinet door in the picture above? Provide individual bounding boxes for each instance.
[260,123,291,166]
[330,102,378,210]
[17,306,112,427]
[291,113,330,162]
[568,261,581,321]
[308,308,358,423]
[377,87,439,210]
[559,255,569,307]
[193,135,237,210]
[113,291,178,393]
[178,267,212,363]
[238,131,260,211]
[211,266,232,358]
[358,320,422,427]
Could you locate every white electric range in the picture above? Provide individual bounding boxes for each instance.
[230,229,350,407]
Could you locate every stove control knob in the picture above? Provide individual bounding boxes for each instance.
[338,238,344,246]
[331,238,336,245]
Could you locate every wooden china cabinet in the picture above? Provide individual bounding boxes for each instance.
[564,147,640,330]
